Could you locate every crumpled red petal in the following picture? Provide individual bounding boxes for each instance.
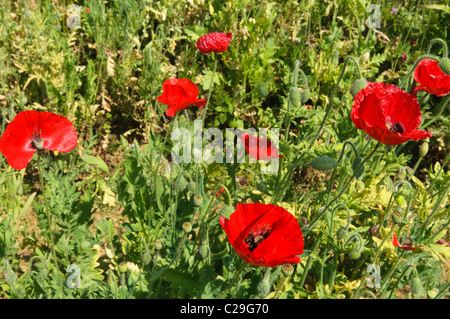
[195,32,232,54]
[413,59,450,97]
[156,78,207,117]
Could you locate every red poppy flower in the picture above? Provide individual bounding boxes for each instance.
[156,78,207,117]
[219,203,304,267]
[392,234,424,251]
[216,187,225,196]
[85,8,90,13]
[0,111,77,170]
[238,132,283,160]
[195,32,232,54]
[351,82,431,145]
[413,59,450,97]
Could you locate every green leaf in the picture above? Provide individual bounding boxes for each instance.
[81,155,110,176]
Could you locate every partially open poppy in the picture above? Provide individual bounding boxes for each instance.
[156,78,207,117]
[238,132,283,160]
[0,110,77,170]
[413,59,450,97]
[195,32,232,54]
[392,233,424,251]
[219,203,304,267]
[351,82,431,145]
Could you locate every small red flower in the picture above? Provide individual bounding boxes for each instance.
[85,8,90,13]
[195,32,232,54]
[413,59,450,97]
[351,82,431,145]
[219,203,304,267]
[156,78,207,117]
[392,234,424,251]
[238,132,283,160]
[0,111,77,170]
[216,187,225,196]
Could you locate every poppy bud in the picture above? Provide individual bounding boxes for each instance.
[193,194,203,207]
[438,57,450,75]
[336,227,348,240]
[289,87,301,108]
[199,243,209,259]
[142,251,152,265]
[350,78,367,97]
[281,263,294,276]
[182,222,192,233]
[257,281,271,298]
[352,157,364,179]
[419,141,429,157]
[80,240,90,251]
[411,276,423,297]
[349,250,361,260]
[392,211,404,224]
[309,156,338,171]
[301,89,311,104]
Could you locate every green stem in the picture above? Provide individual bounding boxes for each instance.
[201,55,218,123]
[426,38,448,57]
[218,261,248,298]
[36,155,63,294]
[299,232,323,287]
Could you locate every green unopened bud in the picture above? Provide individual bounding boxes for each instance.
[142,251,152,265]
[411,276,423,297]
[336,227,348,240]
[289,87,301,108]
[301,89,311,104]
[395,194,406,207]
[182,222,192,233]
[438,57,450,75]
[309,156,338,171]
[419,141,429,157]
[349,250,361,260]
[80,240,90,251]
[199,243,209,259]
[281,263,294,276]
[257,281,271,298]
[119,262,128,273]
[391,211,404,224]
[351,78,367,97]
[193,194,203,207]
[352,157,364,179]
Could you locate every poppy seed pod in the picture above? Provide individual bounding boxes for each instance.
[193,194,203,207]
[336,227,348,240]
[182,222,192,233]
[119,262,128,273]
[438,57,450,75]
[281,264,294,276]
[154,240,163,250]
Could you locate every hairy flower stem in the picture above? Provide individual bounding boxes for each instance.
[200,55,218,123]
[37,155,61,288]
[426,38,448,58]
[299,232,323,288]
[218,261,248,298]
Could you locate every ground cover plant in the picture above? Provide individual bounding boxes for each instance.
[0,0,449,300]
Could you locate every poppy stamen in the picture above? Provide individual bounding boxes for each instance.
[245,224,272,252]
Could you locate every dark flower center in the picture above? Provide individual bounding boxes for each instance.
[244,225,272,252]
[388,122,405,134]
